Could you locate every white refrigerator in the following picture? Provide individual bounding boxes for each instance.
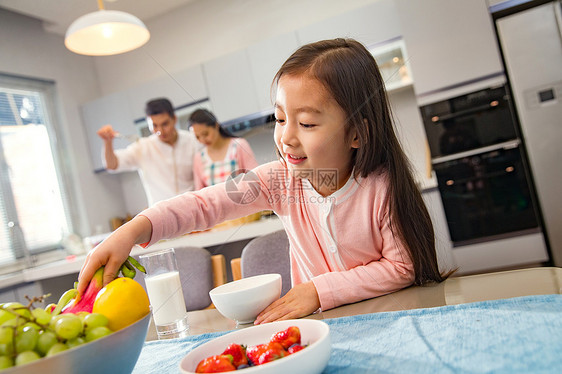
[495,0,562,266]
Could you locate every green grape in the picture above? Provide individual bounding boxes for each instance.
[49,314,65,329]
[37,330,58,356]
[54,314,83,340]
[46,342,68,357]
[31,308,52,326]
[66,336,85,348]
[2,318,24,330]
[15,326,39,353]
[0,343,14,356]
[0,310,16,326]
[85,326,112,342]
[2,303,31,319]
[83,313,109,331]
[20,322,41,332]
[15,351,41,366]
[0,355,13,369]
[77,311,90,322]
[0,326,14,345]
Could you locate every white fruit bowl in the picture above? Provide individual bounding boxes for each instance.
[2,311,151,374]
[209,274,282,324]
[179,319,331,374]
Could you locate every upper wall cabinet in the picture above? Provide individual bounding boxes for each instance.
[297,0,402,47]
[202,49,261,122]
[81,91,136,172]
[369,39,413,93]
[125,65,208,120]
[246,32,301,112]
[395,0,503,97]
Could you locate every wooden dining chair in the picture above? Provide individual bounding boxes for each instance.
[231,230,292,297]
[134,247,226,311]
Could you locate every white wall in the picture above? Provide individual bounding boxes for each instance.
[0,9,128,236]
[92,0,378,96]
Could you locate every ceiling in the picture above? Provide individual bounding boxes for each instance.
[0,0,197,36]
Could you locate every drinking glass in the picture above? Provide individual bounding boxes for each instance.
[139,248,189,339]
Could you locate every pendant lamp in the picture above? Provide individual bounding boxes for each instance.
[65,0,150,56]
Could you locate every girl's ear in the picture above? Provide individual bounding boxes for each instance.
[350,128,360,149]
[349,121,365,149]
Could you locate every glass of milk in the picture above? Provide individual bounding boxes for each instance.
[139,248,189,339]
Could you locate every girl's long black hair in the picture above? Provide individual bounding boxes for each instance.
[273,38,453,285]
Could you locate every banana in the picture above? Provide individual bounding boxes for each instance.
[52,288,78,316]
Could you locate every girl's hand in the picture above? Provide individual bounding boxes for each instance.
[77,216,152,294]
[254,281,320,324]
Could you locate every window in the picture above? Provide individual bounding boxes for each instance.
[0,74,76,268]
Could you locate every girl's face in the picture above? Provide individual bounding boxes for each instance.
[274,74,359,196]
[191,123,220,147]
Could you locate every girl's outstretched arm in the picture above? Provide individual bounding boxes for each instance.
[253,282,320,324]
[77,215,153,294]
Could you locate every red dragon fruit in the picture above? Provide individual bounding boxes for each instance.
[61,267,104,314]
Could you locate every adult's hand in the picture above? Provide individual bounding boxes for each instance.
[97,124,117,141]
[97,124,119,169]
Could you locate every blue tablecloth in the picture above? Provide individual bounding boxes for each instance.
[133,294,562,373]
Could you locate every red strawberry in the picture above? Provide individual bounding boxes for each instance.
[246,343,268,366]
[195,355,236,373]
[257,342,286,365]
[221,343,248,368]
[270,326,301,349]
[287,344,304,354]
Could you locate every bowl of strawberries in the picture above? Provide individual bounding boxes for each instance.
[179,319,330,374]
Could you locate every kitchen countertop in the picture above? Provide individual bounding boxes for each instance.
[0,216,284,289]
[144,266,561,340]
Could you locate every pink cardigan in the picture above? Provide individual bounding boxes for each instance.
[141,161,415,311]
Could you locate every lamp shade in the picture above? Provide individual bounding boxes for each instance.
[65,10,150,56]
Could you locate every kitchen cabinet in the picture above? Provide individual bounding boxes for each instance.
[395,0,503,97]
[0,281,42,304]
[369,39,413,93]
[202,49,260,122]
[125,64,208,120]
[421,188,456,273]
[296,0,402,48]
[80,91,136,172]
[388,85,431,186]
[246,32,301,112]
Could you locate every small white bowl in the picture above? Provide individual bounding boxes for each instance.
[179,319,331,374]
[210,274,282,324]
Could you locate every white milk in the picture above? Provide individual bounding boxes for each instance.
[144,271,187,326]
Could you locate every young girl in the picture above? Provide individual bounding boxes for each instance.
[189,109,258,189]
[78,38,448,324]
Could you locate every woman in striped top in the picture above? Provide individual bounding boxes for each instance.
[189,109,258,189]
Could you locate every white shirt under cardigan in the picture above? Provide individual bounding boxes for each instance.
[141,160,415,311]
[108,129,198,206]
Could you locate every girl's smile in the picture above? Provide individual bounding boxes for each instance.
[274,74,359,196]
[286,153,307,164]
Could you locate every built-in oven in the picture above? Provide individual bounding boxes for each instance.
[422,84,519,159]
[420,83,550,273]
[432,141,539,245]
